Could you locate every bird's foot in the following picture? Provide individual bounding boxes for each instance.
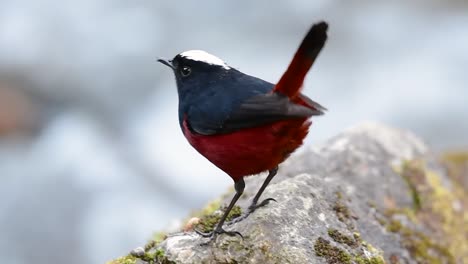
[195,227,243,245]
[248,197,277,212]
[227,198,277,225]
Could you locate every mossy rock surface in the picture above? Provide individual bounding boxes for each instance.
[109,122,467,264]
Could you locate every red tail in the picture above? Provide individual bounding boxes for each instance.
[273,22,328,99]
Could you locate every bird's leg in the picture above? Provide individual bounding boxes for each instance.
[248,167,278,211]
[227,167,278,225]
[195,178,245,244]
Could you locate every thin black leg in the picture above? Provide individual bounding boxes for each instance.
[249,167,278,209]
[195,178,245,244]
[227,167,278,225]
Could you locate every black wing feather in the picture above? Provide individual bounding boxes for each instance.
[298,94,327,112]
[216,93,320,134]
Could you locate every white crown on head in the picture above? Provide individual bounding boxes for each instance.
[179,50,230,70]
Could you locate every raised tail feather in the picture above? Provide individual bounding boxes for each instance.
[273,21,328,99]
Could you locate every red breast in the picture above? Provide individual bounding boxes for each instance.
[183,117,311,181]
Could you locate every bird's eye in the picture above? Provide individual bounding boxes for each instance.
[180,66,191,77]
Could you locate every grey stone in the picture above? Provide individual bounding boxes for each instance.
[130,247,146,258]
[110,122,466,264]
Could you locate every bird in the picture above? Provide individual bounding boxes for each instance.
[158,21,328,243]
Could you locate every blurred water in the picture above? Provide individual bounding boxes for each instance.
[0,1,467,263]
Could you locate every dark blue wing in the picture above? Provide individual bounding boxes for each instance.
[185,71,323,135]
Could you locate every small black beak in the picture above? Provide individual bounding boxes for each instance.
[157,58,175,70]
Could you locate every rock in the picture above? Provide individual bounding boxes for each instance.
[108,122,467,264]
[130,247,146,258]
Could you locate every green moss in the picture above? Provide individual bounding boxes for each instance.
[332,193,351,223]
[314,236,385,264]
[314,237,352,264]
[385,218,455,264]
[369,256,385,264]
[135,248,175,264]
[228,205,242,220]
[153,249,175,264]
[325,229,385,263]
[400,161,423,211]
[188,197,243,233]
[425,169,467,261]
[144,240,156,252]
[402,230,454,264]
[327,229,358,248]
[386,219,403,233]
[195,205,242,233]
[392,159,467,263]
[106,255,137,264]
[353,256,385,264]
[108,247,175,264]
[352,232,362,243]
[142,232,167,253]
[333,201,350,222]
[361,243,385,264]
[196,214,220,233]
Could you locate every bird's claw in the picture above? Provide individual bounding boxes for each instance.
[194,228,214,238]
[227,197,277,225]
[195,227,244,245]
[248,197,277,211]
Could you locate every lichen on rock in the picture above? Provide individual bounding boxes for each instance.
[192,204,242,233]
[328,228,358,248]
[385,158,466,263]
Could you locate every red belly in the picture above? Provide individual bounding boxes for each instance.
[182,118,311,181]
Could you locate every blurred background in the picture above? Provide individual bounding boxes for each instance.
[0,1,467,263]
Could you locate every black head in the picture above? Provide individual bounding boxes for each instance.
[158,50,232,98]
